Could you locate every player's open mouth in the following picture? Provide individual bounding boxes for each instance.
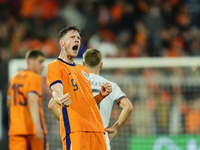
[72,45,78,51]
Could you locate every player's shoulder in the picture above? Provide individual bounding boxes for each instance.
[13,70,41,82]
[9,76,15,84]
[10,71,23,82]
[76,63,89,72]
[101,76,119,90]
[105,78,118,88]
[90,74,116,85]
[48,59,60,67]
[47,59,63,72]
[27,71,41,80]
[15,70,37,77]
[76,63,86,69]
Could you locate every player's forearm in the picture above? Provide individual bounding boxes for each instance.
[48,98,60,121]
[95,82,112,104]
[94,92,104,104]
[52,91,63,106]
[112,107,132,130]
[28,96,41,127]
[50,107,60,121]
[51,83,64,106]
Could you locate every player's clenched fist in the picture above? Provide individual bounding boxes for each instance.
[59,93,71,107]
[100,82,112,98]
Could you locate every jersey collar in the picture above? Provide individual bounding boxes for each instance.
[57,58,76,66]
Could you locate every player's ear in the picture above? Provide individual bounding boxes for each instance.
[27,58,32,65]
[83,61,85,66]
[59,40,64,47]
[100,62,103,69]
[27,58,34,68]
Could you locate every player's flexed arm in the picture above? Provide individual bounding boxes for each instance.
[49,82,112,121]
[51,83,71,107]
[107,97,133,141]
[48,98,60,121]
[48,84,71,121]
[47,62,71,108]
[95,82,112,104]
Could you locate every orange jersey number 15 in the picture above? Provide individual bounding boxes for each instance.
[12,84,26,106]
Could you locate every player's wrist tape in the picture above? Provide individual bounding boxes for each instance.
[95,92,104,104]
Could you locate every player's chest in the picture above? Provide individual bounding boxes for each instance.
[61,68,90,87]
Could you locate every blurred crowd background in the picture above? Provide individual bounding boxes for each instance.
[1,0,200,150]
[0,0,200,60]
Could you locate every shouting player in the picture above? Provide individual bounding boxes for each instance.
[46,25,112,150]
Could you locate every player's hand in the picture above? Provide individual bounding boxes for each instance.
[59,93,71,107]
[100,82,112,98]
[35,125,44,141]
[106,127,118,142]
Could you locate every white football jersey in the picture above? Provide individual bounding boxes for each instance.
[90,73,126,150]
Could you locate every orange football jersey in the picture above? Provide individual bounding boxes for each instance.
[47,58,104,140]
[7,70,48,135]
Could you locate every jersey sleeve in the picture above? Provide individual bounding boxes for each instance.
[112,83,127,104]
[46,62,63,90]
[28,75,42,96]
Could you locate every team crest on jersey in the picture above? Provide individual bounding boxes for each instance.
[82,71,90,80]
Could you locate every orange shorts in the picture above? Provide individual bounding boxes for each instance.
[9,135,46,150]
[62,131,107,150]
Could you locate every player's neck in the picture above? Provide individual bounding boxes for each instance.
[27,66,37,74]
[88,69,100,75]
[58,53,74,64]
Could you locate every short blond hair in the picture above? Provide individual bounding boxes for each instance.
[83,49,103,67]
